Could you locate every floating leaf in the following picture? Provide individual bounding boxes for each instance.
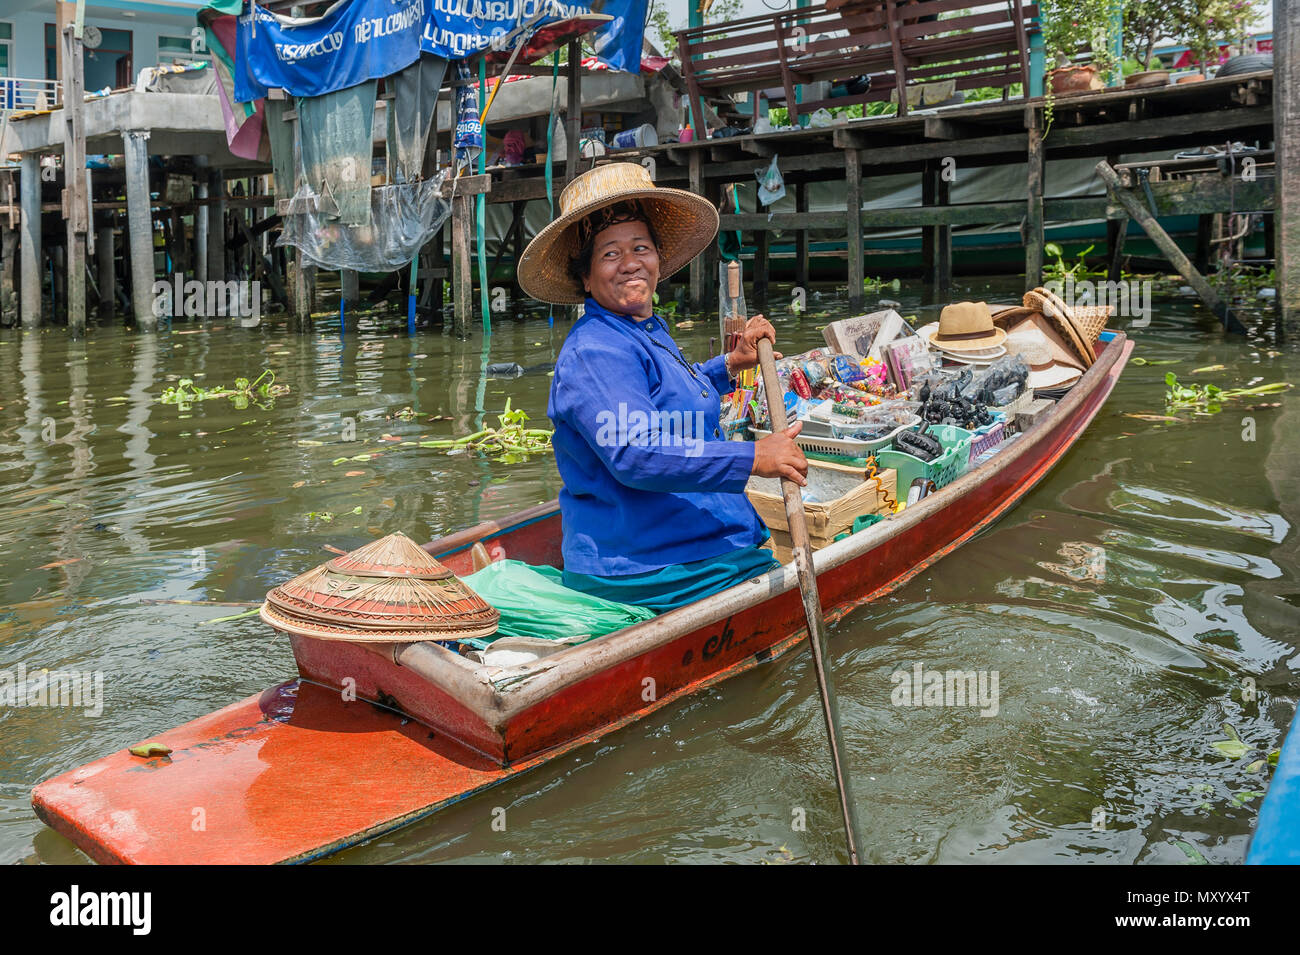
[345,470,365,477]
[1230,790,1265,807]
[1212,739,1250,760]
[1172,840,1209,865]
[129,742,172,758]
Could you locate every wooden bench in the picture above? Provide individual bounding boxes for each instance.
[675,0,1041,128]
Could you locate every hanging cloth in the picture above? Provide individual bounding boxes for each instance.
[297,80,378,228]
[388,54,449,184]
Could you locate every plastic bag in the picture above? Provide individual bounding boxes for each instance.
[755,154,786,206]
[278,172,451,272]
[459,559,657,647]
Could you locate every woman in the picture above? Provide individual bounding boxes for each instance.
[517,163,807,613]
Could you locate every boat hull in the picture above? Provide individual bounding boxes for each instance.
[31,336,1133,863]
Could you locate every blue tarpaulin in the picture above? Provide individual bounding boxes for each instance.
[234,0,649,102]
[236,0,426,102]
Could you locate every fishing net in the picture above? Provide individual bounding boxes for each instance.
[277,171,452,272]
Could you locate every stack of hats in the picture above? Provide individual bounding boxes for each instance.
[923,301,1008,363]
[991,287,1112,391]
[260,532,499,643]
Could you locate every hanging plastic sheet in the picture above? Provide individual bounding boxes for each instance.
[297,80,378,228]
[387,54,448,184]
[278,171,452,272]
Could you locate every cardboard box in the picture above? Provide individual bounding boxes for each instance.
[821,309,905,362]
[746,463,896,540]
[1015,398,1055,433]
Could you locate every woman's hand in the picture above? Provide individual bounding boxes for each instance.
[726,314,780,374]
[752,422,808,486]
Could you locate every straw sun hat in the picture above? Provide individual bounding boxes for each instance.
[517,162,719,305]
[926,301,1007,353]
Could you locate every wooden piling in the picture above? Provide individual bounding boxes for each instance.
[845,149,863,309]
[61,26,88,337]
[753,188,769,309]
[452,193,472,338]
[1097,160,1246,334]
[1024,107,1045,292]
[1277,0,1298,319]
[341,269,360,306]
[688,150,705,308]
[123,130,157,330]
[920,158,952,303]
[1,220,16,326]
[19,154,40,328]
[565,42,581,184]
[794,181,809,291]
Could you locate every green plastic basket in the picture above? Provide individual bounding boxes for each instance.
[875,425,972,492]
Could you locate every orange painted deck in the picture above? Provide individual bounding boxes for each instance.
[31,681,534,865]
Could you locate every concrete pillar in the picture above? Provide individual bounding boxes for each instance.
[19,154,41,328]
[206,171,225,282]
[1277,0,1299,320]
[96,222,115,321]
[123,130,157,329]
[194,176,209,284]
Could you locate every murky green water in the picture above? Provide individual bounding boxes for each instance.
[2,279,1297,865]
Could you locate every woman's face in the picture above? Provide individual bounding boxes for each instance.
[582,219,660,318]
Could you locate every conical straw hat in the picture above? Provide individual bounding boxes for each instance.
[517,161,719,305]
[260,532,498,643]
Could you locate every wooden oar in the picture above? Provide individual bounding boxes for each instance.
[754,337,864,866]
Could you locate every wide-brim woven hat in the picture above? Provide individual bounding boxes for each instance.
[926,301,1007,353]
[517,162,719,305]
[1022,287,1110,367]
[260,532,498,643]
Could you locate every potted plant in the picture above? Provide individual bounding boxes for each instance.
[1039,0,1118,97]
[1182,0,1264,77]
[1121,0,1183,87]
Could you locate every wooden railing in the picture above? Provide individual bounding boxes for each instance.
[674,0,1040,128]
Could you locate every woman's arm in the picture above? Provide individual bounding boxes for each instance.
[553,338,756,495]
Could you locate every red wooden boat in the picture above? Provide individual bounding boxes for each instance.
[31,334,1134,864]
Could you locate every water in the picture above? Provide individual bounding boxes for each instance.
[1,279,1297,865]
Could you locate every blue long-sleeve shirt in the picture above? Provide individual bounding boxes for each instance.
[548,298,766,576]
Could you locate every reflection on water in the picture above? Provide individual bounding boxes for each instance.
[1,280,1297,865]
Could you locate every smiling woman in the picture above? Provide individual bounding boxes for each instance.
[516,163,809,612]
